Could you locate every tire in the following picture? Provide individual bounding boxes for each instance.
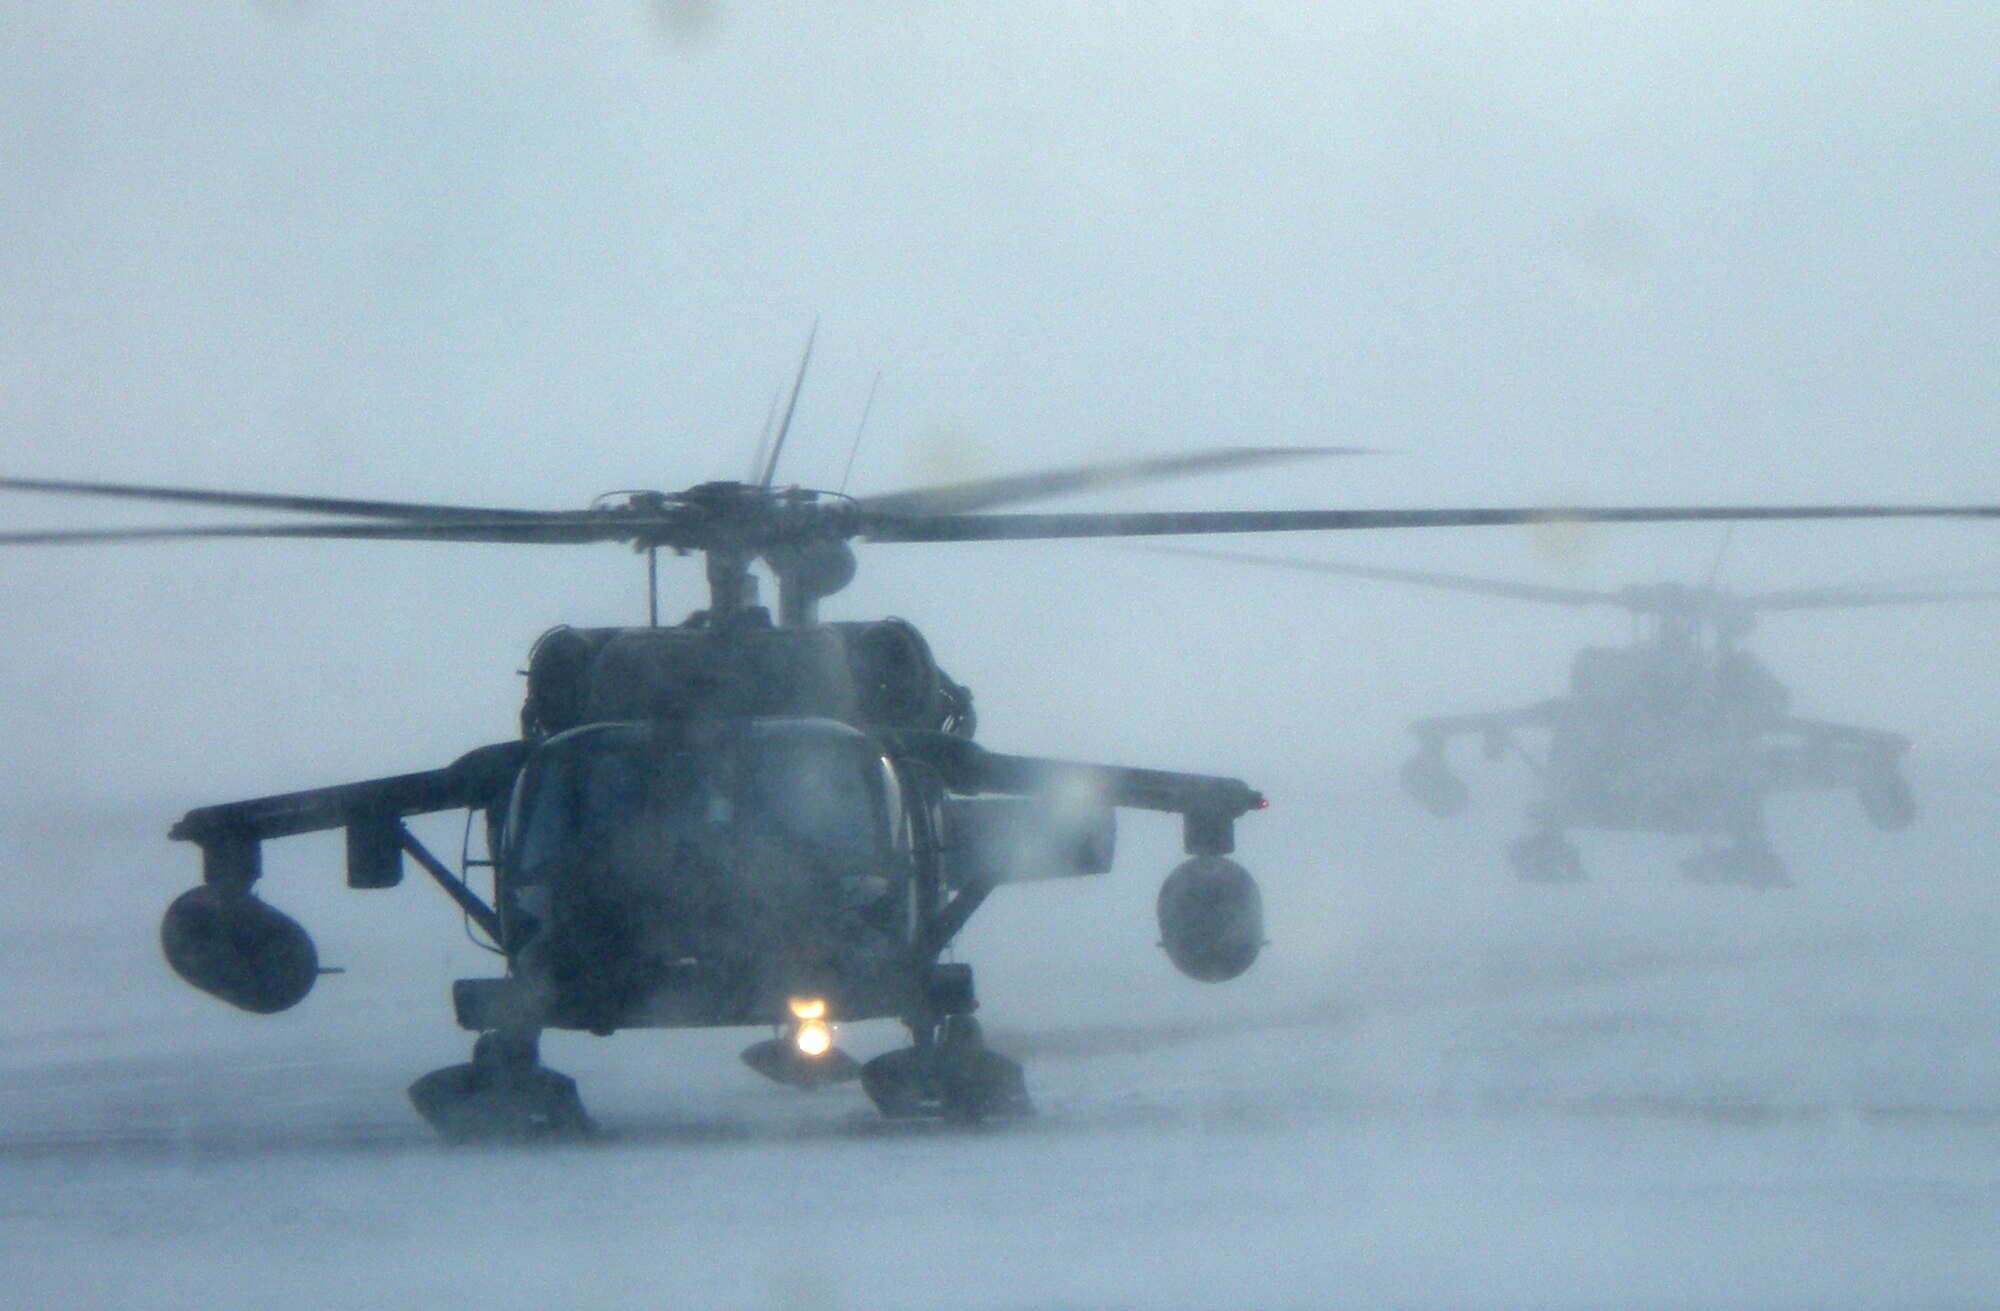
[1857,767,1916,832]
[1400,751,1469,817]
[1505,831,1584,883]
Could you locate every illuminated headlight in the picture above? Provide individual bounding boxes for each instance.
[788,997,832,1057]
[795,1019,832,1057]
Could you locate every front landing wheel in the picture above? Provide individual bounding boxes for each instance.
[861,1016,1032,1122]
[1679,841,1790,890]
[408,1030,595,1144]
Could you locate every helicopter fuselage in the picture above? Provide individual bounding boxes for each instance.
[1538,641,1786,833]
[1404,637,1913,841]
[471,716,933,1035]
[159,607,1269,1124]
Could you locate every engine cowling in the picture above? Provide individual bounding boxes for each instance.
[941,796,1116,888]
[835,619,944,730]
[764,540,859,603]
[160,886,319,1014]
[1156,856,1264,982]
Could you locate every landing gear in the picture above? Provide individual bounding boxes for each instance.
[860,966,1032,1122]
[741,1034,862,1090]
[1679,838,1789,889]
[1505,829,1584,883]
[1857,764,1916,831]
[862,1015,1032,1122]
[1400,747,1469,817]
[408,1029,595,1143]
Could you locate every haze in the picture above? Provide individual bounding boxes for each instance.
[1,6,1996,1308]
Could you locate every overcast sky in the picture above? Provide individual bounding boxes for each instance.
[2,3,1996,822]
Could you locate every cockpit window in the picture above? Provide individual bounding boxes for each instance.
[507,721,896,877]
[511,726,717,878]
[739,725,888,857]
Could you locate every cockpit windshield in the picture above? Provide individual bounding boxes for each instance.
[507,720,898,881]
[738,721,893,858]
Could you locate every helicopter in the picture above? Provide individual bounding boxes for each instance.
[1160,547,2000,888]
[6,418,1999,1137]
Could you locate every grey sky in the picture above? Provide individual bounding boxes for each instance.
[2,3,1996,815]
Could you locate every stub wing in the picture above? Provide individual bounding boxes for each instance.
[168,740,527,897]
[888,730,1264,859]
[1411,701,1561,744]
[1756,717,1912,794]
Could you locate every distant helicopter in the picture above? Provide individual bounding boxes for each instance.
[6,396,1998,1135]
[1164,548,2000,888]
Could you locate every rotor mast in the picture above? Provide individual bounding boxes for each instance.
[704,546,760,620]
[653,480,855,628]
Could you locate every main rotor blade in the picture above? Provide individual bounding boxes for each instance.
[0,475,560,523]
[1747,567,2000,609]
[1751,584,2000,612]
[0,515,643,546]
[859,503,2000,543]
[0,475,551,522]
[855,446,1370,517]
[1148,546,1622,607]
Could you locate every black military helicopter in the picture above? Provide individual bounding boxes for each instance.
[6,422,1998,1136]
[1163,548,2000,888]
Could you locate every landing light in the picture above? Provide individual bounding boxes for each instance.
[795,1019,832,1058]
[788,996,833,1057]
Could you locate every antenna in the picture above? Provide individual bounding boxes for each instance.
[745,389,783,485]
[756,318,818,489]
[1701,524,1735,590]
[838,369,883,496]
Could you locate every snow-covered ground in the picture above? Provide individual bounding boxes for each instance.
[2,758,1997,1310]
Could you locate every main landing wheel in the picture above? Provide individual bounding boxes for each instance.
[1505,830,1584,884]
[861,1015,1033,1123]
[1857,765,1917,832]
[408,1029,596,1144]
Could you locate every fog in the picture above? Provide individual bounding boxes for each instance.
[2,5,1997,1308]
